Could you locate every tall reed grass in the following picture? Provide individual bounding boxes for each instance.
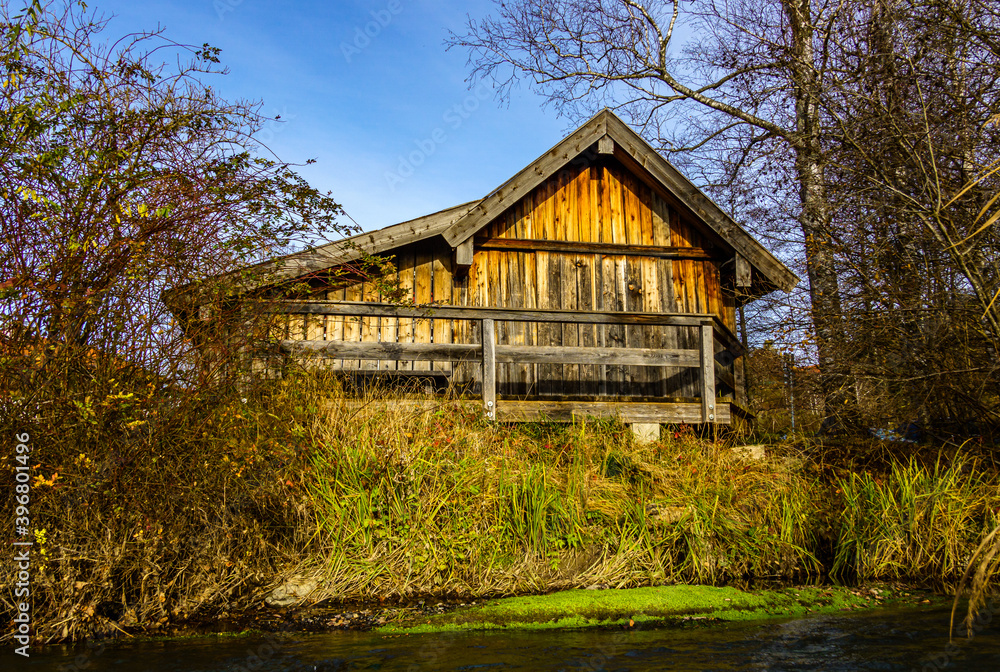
[833,456,1000,581]
[298,376,823,601]
[3,370,998,644]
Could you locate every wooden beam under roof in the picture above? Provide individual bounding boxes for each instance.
[602,113,798,293]
[441,113,608,248]
[162,199,479,312]
[439,109,798,294]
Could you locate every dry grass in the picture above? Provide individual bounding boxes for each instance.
[295,376,823,602]
[2,370,998,644]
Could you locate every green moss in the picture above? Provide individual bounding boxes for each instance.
[378,584,941,634]
[109,629,261,644]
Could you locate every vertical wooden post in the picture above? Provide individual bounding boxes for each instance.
[455,238,473,276]
[700,323,716,423]
[482,318,496,420]
[737,296,748,407]
[784,352,796,431]
[735,253,752,288]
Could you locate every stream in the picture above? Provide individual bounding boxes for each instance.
[4,605,1000,671]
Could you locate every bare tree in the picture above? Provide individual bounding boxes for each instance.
[0,0,349,415]
[450,0,850,425]
[822,0,1000,426]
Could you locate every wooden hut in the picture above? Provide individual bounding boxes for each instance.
[166,109,797,429]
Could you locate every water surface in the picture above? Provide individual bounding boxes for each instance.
[6,605,1000,671]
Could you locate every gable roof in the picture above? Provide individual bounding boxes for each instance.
[162,199,480,313]
[241,199,478,289]
[441,109,797,292]
[165,109,797,314]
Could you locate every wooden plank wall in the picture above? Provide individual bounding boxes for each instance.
[289,250,458,377]
[467,160,736,399]
[281,158,739,401]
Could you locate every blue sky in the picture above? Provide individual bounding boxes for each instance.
[85,0,570,237]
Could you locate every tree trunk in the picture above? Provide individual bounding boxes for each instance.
[786,0,848,429]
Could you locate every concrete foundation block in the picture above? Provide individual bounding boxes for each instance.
[732,444,767,461]
[631,423,660,443]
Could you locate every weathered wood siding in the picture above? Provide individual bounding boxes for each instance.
[284,157,739,401]
[462,160,736,399]
[300,249,460,376]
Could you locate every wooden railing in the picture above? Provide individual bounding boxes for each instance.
[269,301,743,423]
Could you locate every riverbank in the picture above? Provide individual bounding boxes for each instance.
[375,584,949,634]
[3,378,998,644]
[10,601,1000,672]
[71,582,949,643]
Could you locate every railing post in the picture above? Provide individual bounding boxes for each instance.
[482,318,496,420]
[700,322,716,423]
